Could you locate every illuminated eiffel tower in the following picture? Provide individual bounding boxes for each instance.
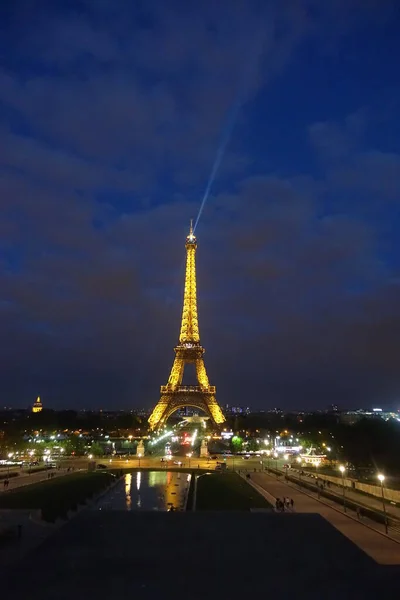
[148,222,226,431]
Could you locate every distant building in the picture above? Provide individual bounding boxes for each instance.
[32,396,43,413]
[224,405,250,415]
[298,447,327,467]
[340,408,400,425]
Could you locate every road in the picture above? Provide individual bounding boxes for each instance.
[61,456,221,471]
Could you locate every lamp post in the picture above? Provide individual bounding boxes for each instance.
[339,465,346,512]
[28,450,34,475]
[296,457,302,484]
[315,461,321,498]
[59,447,65,471]
[274,453,279,478]
[378,474,388,534]
[138,453,142,468]
[266,451,270,472]
[186,452,192,468]
[7,452,13,478]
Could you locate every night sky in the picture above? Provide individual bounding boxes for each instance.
[1,1,400,411]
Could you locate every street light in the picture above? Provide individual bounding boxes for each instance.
[339,465,346,512]
[186,452,192,468]
[7,452,13,478]
[266,450,271,472]
[138,453,142,468]
[377,474,388,534]
[274,452,278,478]
[296,456,302,484]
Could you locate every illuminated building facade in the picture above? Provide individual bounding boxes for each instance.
[148,222,225,431]
[32,396,43,413]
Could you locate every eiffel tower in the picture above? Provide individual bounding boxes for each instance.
[148,222,226,431]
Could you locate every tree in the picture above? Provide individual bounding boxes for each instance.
[231,436,243,453]
[246,438,259,452]
[64,435,86,456]
[90,442,104,457]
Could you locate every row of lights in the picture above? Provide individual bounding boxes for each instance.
[338,464,385,485]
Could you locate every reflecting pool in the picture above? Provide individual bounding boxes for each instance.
[92,471,191,511]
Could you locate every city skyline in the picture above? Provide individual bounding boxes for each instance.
[0,1,400,410]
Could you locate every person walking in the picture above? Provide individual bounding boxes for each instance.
[290,498,294,509]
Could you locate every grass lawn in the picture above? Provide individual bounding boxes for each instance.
[0,471,115,522]
[196,473,272,510]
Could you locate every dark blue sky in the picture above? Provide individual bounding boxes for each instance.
[0,0,399,410]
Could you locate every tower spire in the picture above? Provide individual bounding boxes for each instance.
[180,221,199,343]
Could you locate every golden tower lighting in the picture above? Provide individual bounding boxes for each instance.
[148,221,225,431]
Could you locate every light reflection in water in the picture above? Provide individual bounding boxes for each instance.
[136,472,141,507]
[125,473,132,510]
[149,471,168,487]
[96,471,188,512]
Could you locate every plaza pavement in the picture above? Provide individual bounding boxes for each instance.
[248,471,400,565]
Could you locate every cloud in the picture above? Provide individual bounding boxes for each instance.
[332,151,400,201]
[0,1,399,409]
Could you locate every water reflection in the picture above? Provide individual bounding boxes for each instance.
[125,473,132,510]
[93,471,190,512]
[149,471,167,487]
[136,472,141,508]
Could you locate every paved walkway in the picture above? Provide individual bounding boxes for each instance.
[0,468,80,493]
[286,468,400,520]
[0,510,58,577]
[250,472,400,565]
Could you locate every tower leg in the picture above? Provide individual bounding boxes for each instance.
[205,394,225,425]
[167,357,184,387]
[148,395,171,431]
[195,358,210,389]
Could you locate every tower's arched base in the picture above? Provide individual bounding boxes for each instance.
[148,386,225,431]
